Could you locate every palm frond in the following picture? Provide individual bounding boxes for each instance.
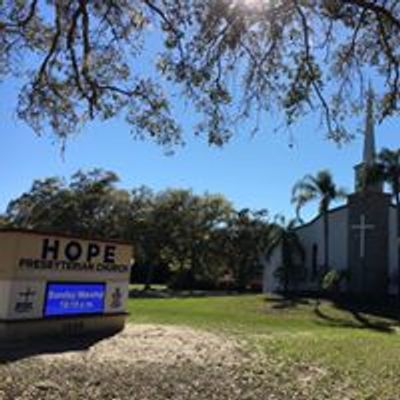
[335,187,348,199]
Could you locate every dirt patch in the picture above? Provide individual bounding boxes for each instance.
[35,324,244,367]
[0,324,349,400]
[0,324,261,400]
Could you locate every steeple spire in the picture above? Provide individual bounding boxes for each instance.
[354,83,382,192]
[363,83,376,166]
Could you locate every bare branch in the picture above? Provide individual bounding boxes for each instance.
[67,6,84,95]
[34,2,62,87]
[19,0,39,27]
[376,13,400,118]
[79,0,98,117]
[292,0,334,135]
[342,0,400,31]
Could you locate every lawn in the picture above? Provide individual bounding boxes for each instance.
[2,294,400,399]
[128,294,400,399]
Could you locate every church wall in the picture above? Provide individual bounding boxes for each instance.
[262,206,349,293]
[388,206,399,295]
[296,217,324,290]
[296,207,348,290]
[328,208,349,272]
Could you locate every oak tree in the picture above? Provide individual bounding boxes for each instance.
[1,1,400,148]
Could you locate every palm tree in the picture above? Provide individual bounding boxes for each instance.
[266,218,305,294]
[291,170,346,273]
[366,148,400,297]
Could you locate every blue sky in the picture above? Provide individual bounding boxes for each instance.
[1,75,399,222]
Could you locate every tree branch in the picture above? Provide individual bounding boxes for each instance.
[342,0,400,31]
[79,0,98,117]
[67,6,84,95]
[292,0,334,135]
[34,2,62,87]
[19,0,39,27]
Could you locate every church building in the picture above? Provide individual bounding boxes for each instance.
[263,90,399,296]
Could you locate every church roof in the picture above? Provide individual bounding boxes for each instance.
[294,201,397,232]
[294,204,348,231]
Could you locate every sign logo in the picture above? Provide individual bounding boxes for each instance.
[15,287,36,313]
[110,287,123,309]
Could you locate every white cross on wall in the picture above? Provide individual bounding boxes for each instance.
[351,214,375,258]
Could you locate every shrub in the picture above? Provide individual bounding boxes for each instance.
[322,269,347,292]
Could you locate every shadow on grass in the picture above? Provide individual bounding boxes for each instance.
[265,293,400,333]
[265,295,311,310]
[129,288,260,299]
[0,332,115,364]
[313,300,396,333]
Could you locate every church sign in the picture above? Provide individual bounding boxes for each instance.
[0,229,133,341]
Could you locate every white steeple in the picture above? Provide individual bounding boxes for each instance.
[354,83,382,192]
[363,83,376,166]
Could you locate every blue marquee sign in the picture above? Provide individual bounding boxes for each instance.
[44,282,105,317]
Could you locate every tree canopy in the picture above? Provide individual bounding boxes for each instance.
[1,1,400,148]
[3,168,271,289]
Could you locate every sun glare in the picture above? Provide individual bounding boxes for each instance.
[243,0,263,5]
[233,0,268,12]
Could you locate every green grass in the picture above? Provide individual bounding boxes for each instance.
[127,294,399,334]
[127,295,400,399]
[129,283,167,291]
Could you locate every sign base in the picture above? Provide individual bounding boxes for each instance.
[0,313,127,343]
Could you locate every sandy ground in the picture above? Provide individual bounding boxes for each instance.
[0,325,264,400]
[0,324,337,400]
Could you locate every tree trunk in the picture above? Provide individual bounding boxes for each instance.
[284,267,289,295]
[144,264,154,291]
[281,241,289,295]
[283,255,289,295]
[323,211,329,273]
